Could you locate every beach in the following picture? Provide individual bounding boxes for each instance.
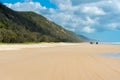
[0,43,120,80]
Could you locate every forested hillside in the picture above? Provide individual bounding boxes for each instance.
[0,3,88,43]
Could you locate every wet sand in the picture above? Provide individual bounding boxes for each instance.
[0,43,120,80]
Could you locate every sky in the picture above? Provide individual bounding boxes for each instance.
[1,0,120,42]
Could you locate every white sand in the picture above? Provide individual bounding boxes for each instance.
[0,43,79,51]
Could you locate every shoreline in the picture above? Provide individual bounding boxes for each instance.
[0,42,119,51]
[0,43,84,51]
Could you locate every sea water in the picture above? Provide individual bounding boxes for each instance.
[101,53,120,58]
[100,42,120,45]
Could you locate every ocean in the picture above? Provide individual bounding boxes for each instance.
[100,42,120,45]
[101,53,120,58]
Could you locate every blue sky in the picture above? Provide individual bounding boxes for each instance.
[2,0,120,42]
[1,0,56,8]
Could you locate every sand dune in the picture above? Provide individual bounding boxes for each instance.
[0,43,120,80]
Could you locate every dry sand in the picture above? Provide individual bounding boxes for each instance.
[0,43,120,80]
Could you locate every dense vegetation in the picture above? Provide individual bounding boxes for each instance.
[0,3,88,43]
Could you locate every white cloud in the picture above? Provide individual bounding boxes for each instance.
[82,26,96,33]
[111,0,120,12]
[71,0,104,5]
[85,16,95,25]
[50,0,71,5]
[5,2,47,14]
[107,23,120,30]
[81,6,106,15]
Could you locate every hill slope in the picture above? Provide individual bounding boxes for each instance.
[0,3,88,43]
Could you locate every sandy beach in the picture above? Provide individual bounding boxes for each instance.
[0,43,120,80]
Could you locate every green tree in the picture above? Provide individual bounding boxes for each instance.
[0,29,17,43]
